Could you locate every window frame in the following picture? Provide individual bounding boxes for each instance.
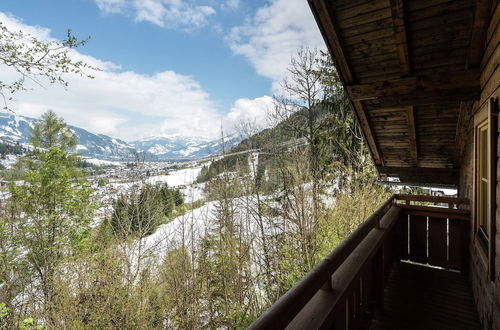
[473,97,497,281]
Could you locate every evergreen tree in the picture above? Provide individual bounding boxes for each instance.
[8,110,95,324]
[110,184,184,237]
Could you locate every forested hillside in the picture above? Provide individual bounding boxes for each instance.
[0,47,390,329]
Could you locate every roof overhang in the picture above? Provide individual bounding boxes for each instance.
[308,0,493,185]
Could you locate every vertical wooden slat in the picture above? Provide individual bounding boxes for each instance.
[353,279,361,330]
[385,239,393,274]
[448,219,463,270]
[399,212,409,260]
[409,215,428,263]
[428,216,448,267]
[460,220,470,276]
[364,260,374,318]
[348,293,355,330]
[372,247,384,309]
[333,299,347,330]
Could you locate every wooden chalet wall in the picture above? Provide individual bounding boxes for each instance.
[458,2,499,329]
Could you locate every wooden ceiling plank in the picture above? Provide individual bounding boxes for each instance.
[405,106,418,166]
[467,0,493,68]
[390,0,411,76]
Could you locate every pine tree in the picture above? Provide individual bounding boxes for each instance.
[8,110,95,325]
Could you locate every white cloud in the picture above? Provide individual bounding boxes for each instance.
[95,0,128,14]
[94,0,216,30]
[228,0,325,92]
[1,0,325,142]
[221,0,240,11]
[133,0,216,29]
[0,12,223,140]
[223,96,273,132]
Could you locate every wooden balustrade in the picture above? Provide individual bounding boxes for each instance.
[397,195,470,275]
[248,194,470,330]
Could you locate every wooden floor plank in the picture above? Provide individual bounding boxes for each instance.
[369,261,480,330]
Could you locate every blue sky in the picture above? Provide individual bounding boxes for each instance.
[0,0,324,140]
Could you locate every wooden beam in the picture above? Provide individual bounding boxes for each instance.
[347,70,480,101]
[373,89,480,107]
[390,0,410,76]
[347,70,480,106]
[405,106,418,166]
[395,194,469,205]
[467,0,493,68]
[308,0,354,83]
[353,100,384,166]
[377,166,459,185]
[455,101,474,167]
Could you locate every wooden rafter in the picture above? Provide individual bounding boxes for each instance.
[353,100,384,166]
[346,70,480,105]
[377,166,459,185]
[390,0,410,76]
[455,101,474,166]
[467,0,493,68]
[308,0,353,83]
[308,0,385,167]
[405,106,417,166]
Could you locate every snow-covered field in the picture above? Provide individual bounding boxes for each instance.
[82,157,122,167]
[146,165,202,187]
[125,193,285,273]
[0,154,17,169]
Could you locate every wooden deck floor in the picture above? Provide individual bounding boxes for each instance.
[369,261,480,330]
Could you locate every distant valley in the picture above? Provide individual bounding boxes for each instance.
[0,112,242,162]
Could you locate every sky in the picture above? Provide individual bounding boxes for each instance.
[0,0,325,141]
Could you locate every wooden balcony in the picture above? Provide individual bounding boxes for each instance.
[249,195,480,330]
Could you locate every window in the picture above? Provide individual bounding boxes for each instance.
[474,97,497,281]
[475,119,489,245]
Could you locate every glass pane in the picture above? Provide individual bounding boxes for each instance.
[476,121,489,239]
[480,180,488,235]
[480,127,488,179]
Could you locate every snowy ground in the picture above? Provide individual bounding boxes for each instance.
[146,165,202,187]
[0,154,17,169]
[126,193,285,271]
[82,157,122,167]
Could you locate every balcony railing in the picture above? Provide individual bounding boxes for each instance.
[249,194,470,330]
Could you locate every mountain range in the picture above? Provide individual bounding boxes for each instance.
[131,134,241,160]
[0,112,242,162]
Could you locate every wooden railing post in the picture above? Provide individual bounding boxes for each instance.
[460,220,470,276]
[373,246,384,310]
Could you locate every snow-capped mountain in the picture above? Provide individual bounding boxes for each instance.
[131,134,242,160]
[0,111,244,162]
[0,112,137,160]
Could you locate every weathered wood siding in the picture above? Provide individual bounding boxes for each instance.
[459,3,500,329]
